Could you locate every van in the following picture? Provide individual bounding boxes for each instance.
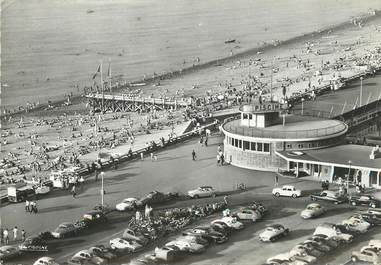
[313,223,353,242]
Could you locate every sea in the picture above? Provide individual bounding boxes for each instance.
[2,0,381,110]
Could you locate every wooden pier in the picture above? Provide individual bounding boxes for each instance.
[85,93,191,112]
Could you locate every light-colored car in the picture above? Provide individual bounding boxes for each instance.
[51,222,78,238]
[33,257,60,265]
[109,238,143,252]
[313,223,353,243]
[88,245,117,260]
[368,239,381,250]
[351,247,381,264]
[122,228,150,245]
[300,203,325,219]
[303,239,332,252]
[0,246,21,261]
[116,198,138,211]
[177,235,209,247]
[342,216,371,233]
[67,256,94,265]
[235,208,262,222]
[308,234,339,249]
[290,244,324,258]
[259,224,289,242]
[266,252,308,265]
[165,240,205,253]
[310,190,347,204]
[272,185,302,198]
[72,250,107,265]
[211,217,244,230]
[289,252,317,264]
[35,185,51,195]
[187,186,217,198]
[154,245,182,261]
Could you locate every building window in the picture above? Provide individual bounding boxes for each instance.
[251,142,256,151]
[234,138,238,147]
[298,144,303,149]
[248,114,252,119]
[257,142,263,151]
[243,113,248,119]
[286,144,292,149]
[243,141,250,150]
[264,143,270,152]
[238,140,242,148]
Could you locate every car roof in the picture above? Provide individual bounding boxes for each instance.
[307,203,321,208]
[200,186,213,189]
[282,185,295,189]
[267,224,284,229]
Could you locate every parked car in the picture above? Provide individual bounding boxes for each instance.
[88,245,117,260]
[154,245,183,261]
[51,222,80,238]
[291,244,324,258]
[0,246,21,261]
[247,201,267,215]
[83,210,107,224]
[72,250,107,265]
[259,224,289,242]
[351,247,381,264]
[177,234,209,247]
[67,256,94,265]
[19,236,48,252]
[210,222,231,235]
[122,228,150,245]
[116,198,138,211]
[272,185,302,198]
[266,252,308,265]
[191,227,228,244]
[34,185,51,195]
[109,238,143,252]
[349,194,380,208]
[235,208,262,222]
[211,217,244,230]
[313,223,353,243]
[165,240,205,254]
[300,203,325,219]
[342,216,371,233]
[127,255,157,265]
[137,191,177,206]
[289,252,317,264]
[33,256,60,265]
[303,239,332,252]
[353,212,381,226]
[187,186,217,198]
[308,234,339,249]
[310,190,347,204]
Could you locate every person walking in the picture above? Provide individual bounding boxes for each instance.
[32,201,38,214]
[29,201,35,214]
[192,150,196,161]
[274,174,279,187]
[223,195,229,206]
[204,138,208,147]
[21,229,26,242]
[220,154,225,166]
[140,152,144,160]
[3,229,9,245]
[13,227,18,242]
[25,200,30,212]
[216,153,220,166]
[78,176,85,191]
[150,152,154,161]
[71,185,77,198]
[95,169,99,182]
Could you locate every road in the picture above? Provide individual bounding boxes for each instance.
[2,134,381,265]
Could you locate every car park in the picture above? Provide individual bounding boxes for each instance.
[259,224,289,242]
[349,194,380,208]
[154,245,183,261]
[51,222,80,238]
[165,240,206,254]
[313,223,353,243]
[33,256,60,265]
[310,190,347,204]
[187,186,217,198]
[272,185,302,198]
[300,203,325,219]
[212,217,244,230]
[0,246,21,261]
[19,236,48,252]
[116,198,138,211]
[109,238,143,252]
[342,216,371,233]
[122,228,150,245]
[88,245,117,260]
[235,208,262,222]
[72,250,107,265]
[351,247,381,264]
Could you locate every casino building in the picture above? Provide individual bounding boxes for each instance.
[220,102,381,188]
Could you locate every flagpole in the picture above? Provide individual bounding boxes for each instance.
[109,59,112,93]
[101,60,104,113]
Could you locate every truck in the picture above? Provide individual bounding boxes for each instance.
[7,183,35,203]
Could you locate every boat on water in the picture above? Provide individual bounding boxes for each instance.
[225,39,236,44]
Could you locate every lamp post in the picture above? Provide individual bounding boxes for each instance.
[301,98,305,115]
[100,172,105,206]
[347,160,352,192]
[360,77,363,107]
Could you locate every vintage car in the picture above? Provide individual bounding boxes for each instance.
[33,256,60,265]
[303,239,332,252]
[351,247,381,264]
[67,256,94,265]
[154,245,183,261]
[211,217,244,230]
[308,234,339,249]
[368,239,381,250]
[235,208,262,222]
[310,190,347,204]
[342,216,371,233]
[266,252,308,265]
[300,203,326,219]
[109,238,143,252]
[34,185,51,195]
[187,186,217,198]
[313,223,353,243]
[272,185,302,198]
[290,243,324,258]
[259,224,289,242]
[353,212,381,226]
[247,201,267,215]
[177,235,209,247]
[0,245,21,261]
[122,228,150,245]
[19,236,48,252]
[137,191,177,206]
[192,226,229,243]
[116,198,138,211]
[349,194,380,208]
[165,240,205,254]
[51,222,80,238]
[83,210,108,224]
[72,250,107,265]
[88,245,117,260]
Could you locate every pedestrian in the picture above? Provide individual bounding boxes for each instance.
[274,174,279,187]
[199,136,204,146]
[32,201,38,214]
[78,176,85,191]
[3,229,9,245]
[72,185,76,198]
[223,195,228,206]
[218,145,222,153]
[216,154,220,165]
[140,152,144,160]
[192,150,196,160]
[204,138,208,147]
[13,226,18,241]
[25,200,30,212]
[220,154,225,166]
[29,201,35,214]
[150,152,154,161]
[21,229,26,242]
[95,169,99,182]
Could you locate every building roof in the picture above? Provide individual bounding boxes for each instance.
[222,115,347,140]
[276,144,381,171]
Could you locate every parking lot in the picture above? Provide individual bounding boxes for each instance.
[2,134,381,265]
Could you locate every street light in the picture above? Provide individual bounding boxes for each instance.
[100,172,105,206]
[347,160,352,192]
[360,77,363,107]
[301,98,305,115]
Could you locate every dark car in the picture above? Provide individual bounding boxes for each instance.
[19,236,48,252]
[88,245,117,260]
[310,190,347,204]
[137,191,177,206]
[83,210,108,225]
[349,195,380,208]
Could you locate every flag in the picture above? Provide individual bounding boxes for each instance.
[92,65,101,79]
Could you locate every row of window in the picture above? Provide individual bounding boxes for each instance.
[226,136,270,153]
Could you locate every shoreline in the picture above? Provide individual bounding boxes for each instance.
[2,10,380,118]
